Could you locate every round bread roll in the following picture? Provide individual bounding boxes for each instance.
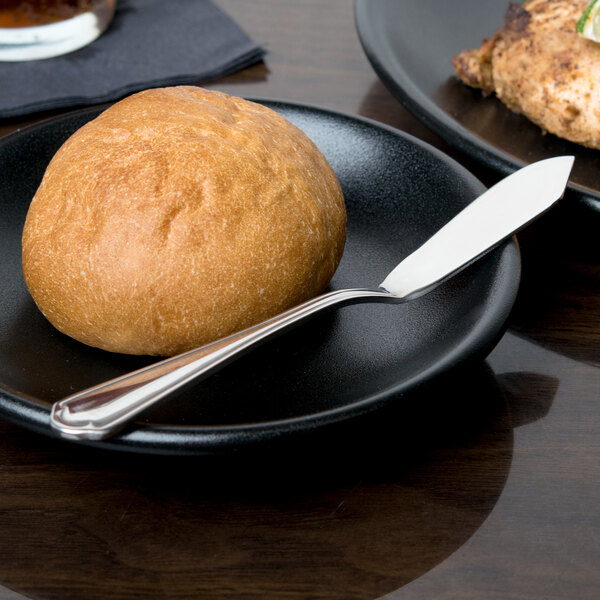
[22,86,346,356]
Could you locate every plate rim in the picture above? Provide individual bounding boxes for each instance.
[353,0,600,215]
[0,97,521,454]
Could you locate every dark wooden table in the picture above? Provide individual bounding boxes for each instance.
[1,1,599,598]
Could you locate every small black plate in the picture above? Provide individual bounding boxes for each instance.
[355,0,600,218]
[0,100,520,455]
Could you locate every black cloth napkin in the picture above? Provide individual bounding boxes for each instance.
[0,0,265,118]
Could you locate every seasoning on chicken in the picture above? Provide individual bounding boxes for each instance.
[453,0,600,149]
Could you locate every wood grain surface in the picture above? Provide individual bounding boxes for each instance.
[0,1,599,599]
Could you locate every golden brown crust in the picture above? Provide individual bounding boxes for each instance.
[453,0,600,149]
[22,86,346,356]
[452,35,498,95]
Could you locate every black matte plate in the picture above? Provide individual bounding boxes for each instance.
[355,0,600,218]
[0,100,520,455]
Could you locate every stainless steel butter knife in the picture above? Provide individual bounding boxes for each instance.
[50,155,574,441]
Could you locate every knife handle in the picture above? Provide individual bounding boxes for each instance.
[50,287,392,441]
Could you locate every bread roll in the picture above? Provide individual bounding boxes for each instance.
[22,86,346,356]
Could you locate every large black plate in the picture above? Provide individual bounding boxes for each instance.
[355,0,600,218]
[0,100,520,455]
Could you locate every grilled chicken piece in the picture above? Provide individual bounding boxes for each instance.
[453,0,600,149]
